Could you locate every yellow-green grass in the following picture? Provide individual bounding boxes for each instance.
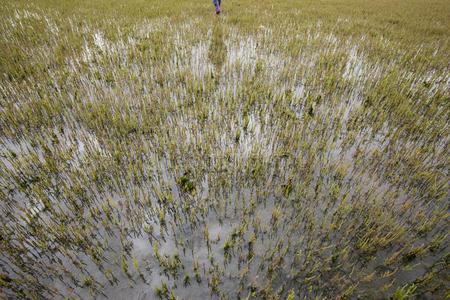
[0,0,449,299]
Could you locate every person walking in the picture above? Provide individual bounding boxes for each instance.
[213,0,222,14]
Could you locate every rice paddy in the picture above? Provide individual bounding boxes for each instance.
[0,0,449,299]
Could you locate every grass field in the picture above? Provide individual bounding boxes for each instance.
[0,0,449,299]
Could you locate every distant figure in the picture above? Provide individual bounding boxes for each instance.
[213,0,222,15]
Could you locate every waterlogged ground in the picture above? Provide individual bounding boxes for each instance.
[0,1,449,299]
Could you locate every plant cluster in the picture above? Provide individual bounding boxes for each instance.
[0,1,449,299]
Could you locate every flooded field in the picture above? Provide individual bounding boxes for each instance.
[0,0,449,299]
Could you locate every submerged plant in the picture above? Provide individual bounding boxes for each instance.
[0,0,449,299]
